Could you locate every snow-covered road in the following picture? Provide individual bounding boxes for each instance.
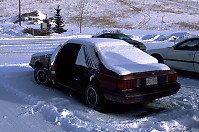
[0,38,199,131]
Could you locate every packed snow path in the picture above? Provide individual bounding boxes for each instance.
[0,38,199,131]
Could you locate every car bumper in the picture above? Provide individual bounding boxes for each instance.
[103,82,181,104]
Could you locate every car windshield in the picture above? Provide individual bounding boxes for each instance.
[113,34,132,40]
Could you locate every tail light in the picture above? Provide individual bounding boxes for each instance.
[117,80,136,90]
[168,73,177,82]
[117,72,177,90]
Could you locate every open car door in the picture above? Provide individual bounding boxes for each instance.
[49,43,82,89]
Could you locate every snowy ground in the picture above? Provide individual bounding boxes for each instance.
[0,0,199,131]
[1,0,199,31]
[0,31,199,131]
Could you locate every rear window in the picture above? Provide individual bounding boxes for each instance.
[94,43,169,75]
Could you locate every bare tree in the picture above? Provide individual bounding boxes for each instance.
[78,0,87,33]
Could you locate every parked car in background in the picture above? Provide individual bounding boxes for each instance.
[93,33,146,51]
[30,38,180,111]
[148,37,199,73]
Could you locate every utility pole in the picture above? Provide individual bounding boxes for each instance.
[161,16,164,31]
[19,0,21,26]
[79,0,87,33]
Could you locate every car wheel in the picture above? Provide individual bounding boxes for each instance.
[85,85,106,111]
[152,54,164,63]
[34,68,49,85]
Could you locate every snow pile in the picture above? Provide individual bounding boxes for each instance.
[0,22,31,37]
[9,10,46,25]
[142,32,199,42]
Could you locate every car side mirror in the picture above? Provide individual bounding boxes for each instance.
[172,36,177,45]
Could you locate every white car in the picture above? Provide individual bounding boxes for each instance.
[148,37,199,72]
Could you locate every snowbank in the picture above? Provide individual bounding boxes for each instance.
[142,32,199,42]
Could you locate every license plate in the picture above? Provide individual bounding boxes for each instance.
[146,77,158,86]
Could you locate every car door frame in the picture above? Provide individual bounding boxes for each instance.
[193,39,199,72]
[49,43,82,90]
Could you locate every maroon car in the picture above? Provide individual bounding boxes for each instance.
[30,38,180,111]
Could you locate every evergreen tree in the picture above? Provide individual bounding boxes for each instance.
[53,5,66,34]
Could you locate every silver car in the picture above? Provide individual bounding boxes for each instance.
[148,37,199,72]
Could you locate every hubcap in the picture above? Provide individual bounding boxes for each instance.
[37,70,47,83]
[87,87,97,107]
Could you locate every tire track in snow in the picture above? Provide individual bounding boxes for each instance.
[135,11,151,29]
[116,0,151,29]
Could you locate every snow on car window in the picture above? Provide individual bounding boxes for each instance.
[84,45,99,70]
[75,45,99,70]
[95,43,170,75]
[96,44,157,65]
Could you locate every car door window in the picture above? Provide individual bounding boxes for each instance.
[98,34,105,38]
[174,39,199,51]
[114,34,129,40]
[104,34,112,38]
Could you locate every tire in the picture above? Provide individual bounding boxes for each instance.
[34,68,49,85]
[85,85,106,111]
[153,55,164,63]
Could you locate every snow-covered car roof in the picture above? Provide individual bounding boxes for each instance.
[65,38,170,75]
